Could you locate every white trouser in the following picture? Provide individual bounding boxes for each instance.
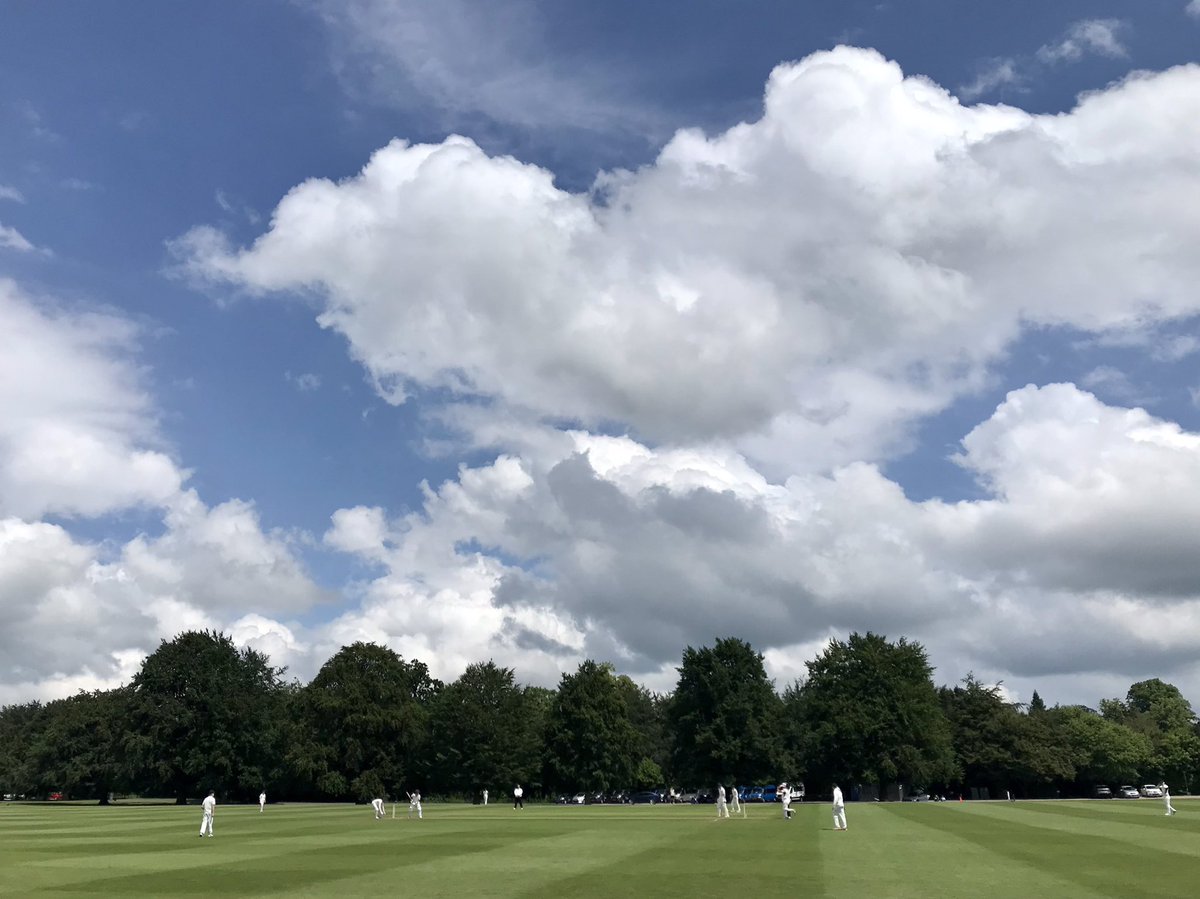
[200,811,213,836]
[717,799,729,818]
[1165,796,1176,814]
[409,801,422,819]
[833,806,846,830]
[731,798,741,814]
[782,799,791,818]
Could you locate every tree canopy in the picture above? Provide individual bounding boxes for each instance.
[124,630,284,802]
[798,632,956,789]
[543,661,640,792]
[291,641,440,801]
[4,629,1199,804]
[668,637,784,785]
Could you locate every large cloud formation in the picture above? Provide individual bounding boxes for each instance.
[181,48,1200,473]
[174,47,1200,696]
[7,47,1200,705]
[311,385,1200,698]
[0,282,325,704]
[173,48,1200,702]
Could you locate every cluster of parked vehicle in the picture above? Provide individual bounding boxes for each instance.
[556,785,800,805]
[735,785,797,803]
[557,790,692,805]
[1092,784,1164,799]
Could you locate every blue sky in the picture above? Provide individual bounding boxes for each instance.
[3,0,1200,706]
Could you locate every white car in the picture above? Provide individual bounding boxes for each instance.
[1140,784,1164,798]
[571,792,586,804]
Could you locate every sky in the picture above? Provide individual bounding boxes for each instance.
[2,0,1200,709]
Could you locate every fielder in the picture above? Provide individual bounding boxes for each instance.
[199,790,216,837]
[716,784,729,819]
[408,789,423,819]
[483,789,488,806]
[259,790,266,813]
[832,783,847,831]
[730,786,743,816]
[371,797,386,820]
[513,784,524,809]
[1162,783,1177,816]
[780,782,793,820]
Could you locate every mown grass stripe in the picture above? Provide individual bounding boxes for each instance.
[897,802,1200,898]
[4,800,1199,898]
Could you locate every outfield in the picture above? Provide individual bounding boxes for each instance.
[2,798,1196,898]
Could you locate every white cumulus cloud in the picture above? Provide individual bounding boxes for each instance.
[0,281,327,700]
[1036,18,1128,64]
[180,48,1200,477]
[302,384,1200,701]
[0,281,186,519]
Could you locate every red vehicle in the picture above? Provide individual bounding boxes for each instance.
[48,792,64,801]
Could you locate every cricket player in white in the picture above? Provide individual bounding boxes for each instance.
[513,784,524,809]
[199,790,216,837]
[259,791,266,812]
[371,797,386,820]
[483,789,488,806]
[716,785,729,819]
[408,790,423,819]
[1161,783,1177,816]
[832,784,847,831]
[780,783,793,820]
[730,786,742,816]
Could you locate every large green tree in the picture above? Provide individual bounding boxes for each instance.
[940,676,1022,794]
[428,661,541,797]
[939,676,1072,798]
[615,675,671,780]
[1052,705,1152,785]
[28,689,129,801]
[1101,679,1200,791]
[290,642,439,801]
[798,632,956,791]
[668,637,784,786]
[518,685,555,796]
[543,661,640,793]
[0,701,44,796]
[125,631,286,802]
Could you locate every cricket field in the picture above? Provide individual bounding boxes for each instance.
[2,798,1196,897]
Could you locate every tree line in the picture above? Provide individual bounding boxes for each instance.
[2,631,1197,803]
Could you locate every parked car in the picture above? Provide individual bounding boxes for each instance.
[1117,785,1140,799]
[1092,785,1112,799]
[747,787,765,802]
[628,791,658,804]
[761,785,778,803]
[906,791,932,802]
[691,789,715,805]
[1140,784,1163,798]
[48,792,64,801]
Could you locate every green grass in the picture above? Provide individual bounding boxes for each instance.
[1,798,1197,897]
